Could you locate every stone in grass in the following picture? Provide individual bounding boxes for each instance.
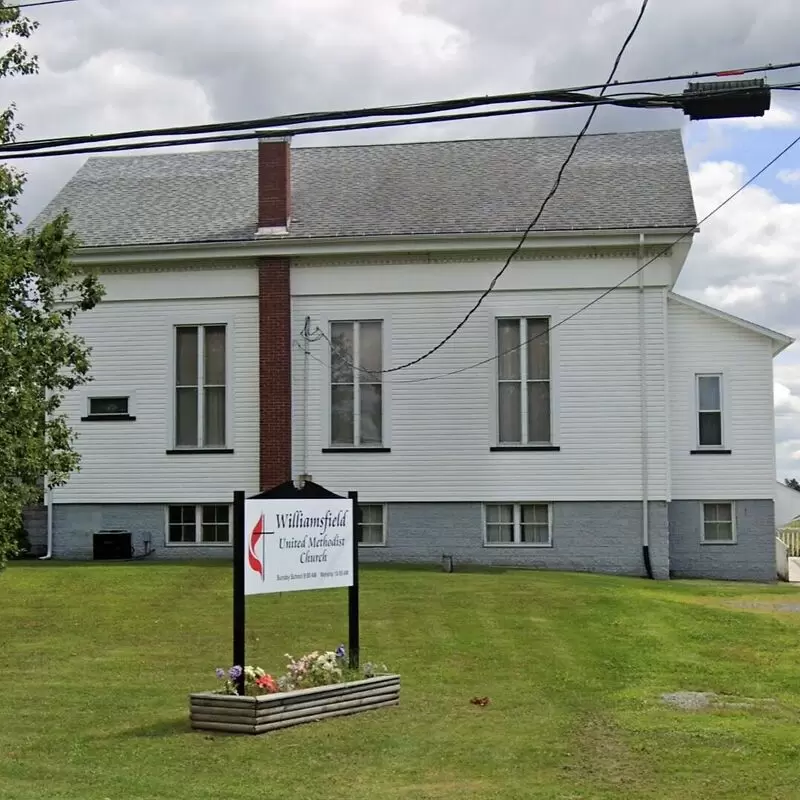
[661,691,716,710]
[661,692,777,711]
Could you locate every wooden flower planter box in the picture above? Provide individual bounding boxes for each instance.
[190,674,400,735]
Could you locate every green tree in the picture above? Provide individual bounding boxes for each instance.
[0,3,102,568]
[786,478,800,492]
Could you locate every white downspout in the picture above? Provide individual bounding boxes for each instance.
[303,318,310,477]
[638,232,652,577]
[40,481,53,560]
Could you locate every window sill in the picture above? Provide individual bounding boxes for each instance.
[322,447,391,454]
[700,540,737,546]
[490,445,560,452]
[81,415,137,422]
[483,542,553,548]
[358,542,386,548]
[690,449,732,455]
[165,542,232,547]
[165,448,234,455]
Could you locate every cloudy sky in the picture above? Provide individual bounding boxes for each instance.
[4,0,800,479]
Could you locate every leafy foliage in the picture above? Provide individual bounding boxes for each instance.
[785,478,800,492]
[8,512,29,558]
[0,4,103,567]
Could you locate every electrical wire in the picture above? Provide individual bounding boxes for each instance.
[0,90,642,154]
[4,0,78,8]
[304,130,800,386]
[3,80,793,161]
[0,94,662,160]
[346,0,651,375]
[3,57,799,156]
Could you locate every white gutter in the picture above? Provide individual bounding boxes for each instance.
[663,288,672,504]
[71,227,694,267]
[638,233,652,577]
[39,482,53,560]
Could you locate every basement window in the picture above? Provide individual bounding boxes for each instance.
[358,505,386,546]
[701,502,736,544]
[167,504,231,546]
[82,396,134,421]
[484,503,552,546]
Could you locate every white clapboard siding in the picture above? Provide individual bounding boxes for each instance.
[291,286,668,502]
[668,298,776,500]
[55,295,260,504]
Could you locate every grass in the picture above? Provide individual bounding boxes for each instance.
[4,563,800,800]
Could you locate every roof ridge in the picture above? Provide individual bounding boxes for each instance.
[291,127,682,152]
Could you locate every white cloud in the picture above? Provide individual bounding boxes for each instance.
[688,160,800,272]
[710,104,797,130]
[777,168,800,185]
[703,283,764,308]
[775,382,800,415]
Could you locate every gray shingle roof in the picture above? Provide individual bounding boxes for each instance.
[30,129,696,248]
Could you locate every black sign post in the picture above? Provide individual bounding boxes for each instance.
[232,490,246,696]
[231,481,360,694]
[347,490,360,670]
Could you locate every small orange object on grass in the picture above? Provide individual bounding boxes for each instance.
[470,696,490,707]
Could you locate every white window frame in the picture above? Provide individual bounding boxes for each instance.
[329,319,384,448]
[89,397,129,416]
[700,501,737,545]
[170,322,232,450]
[358,504,386,547]
[495,316,553,446]
[483,502,553,547]
[165,504,232,547]
[84,391,135,417]
[695,373,725,450]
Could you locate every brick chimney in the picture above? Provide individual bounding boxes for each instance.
[257,135,291,233]
[256,136,292,490]
[258,257,291,491]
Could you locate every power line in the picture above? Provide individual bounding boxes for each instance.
[4,0,78,8]
[353,0,651,375]
[3,80,796,161]
[0,92,675,160]
[305,131,800,386]
[3,57,800,156]
[0,95,642,159]
[0,89,639,154]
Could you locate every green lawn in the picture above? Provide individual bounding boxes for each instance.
[3,563,800,800]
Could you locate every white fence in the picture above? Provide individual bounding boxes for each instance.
[776,536,789,581]
[778,527,800,558]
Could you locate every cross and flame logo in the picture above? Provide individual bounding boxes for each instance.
[248,513,266,579]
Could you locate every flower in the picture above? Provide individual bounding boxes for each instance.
[228,665,243,680]
[244,666,265,681]
[215,668,225,679]
[256,674,279,693]
[335,644,346,659]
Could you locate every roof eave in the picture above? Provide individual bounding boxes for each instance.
[668,292,794,356]
[71,226,697,267]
